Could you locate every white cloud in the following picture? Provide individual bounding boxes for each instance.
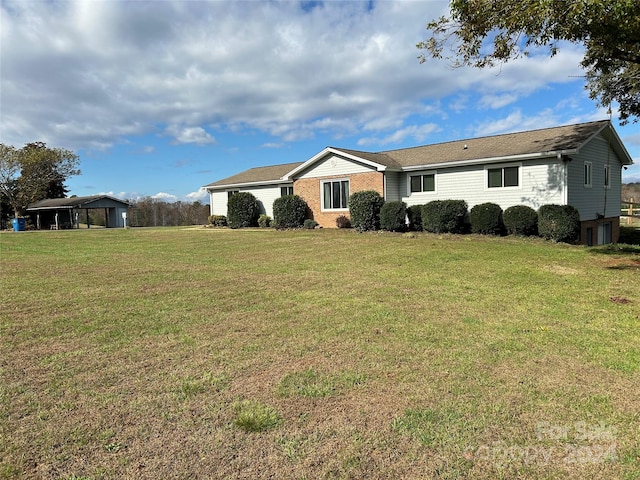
[358,123,441,147]
[152,192,178,202]
[0,0,591,153]
[166,126,216,145]
[186,187,209,202]
[478,93,519,110]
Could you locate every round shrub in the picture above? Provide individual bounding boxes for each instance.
[258,214,271,228]
[227,192,260,229]
[380,201,407,232]
[537,204,581,243]
[406,205,423,231]
[503,205,538,236]
[303,219,318,229]
[421,200,468,234]
[469,202,504,235]
[336,215,351,228]
[349,190,384,232]
[272,195,308,229]
[208,215,227,227]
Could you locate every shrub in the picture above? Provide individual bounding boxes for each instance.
[258,214,271,228]
[336,215,351,229]
[303,219,318,229]
[227,192,260,229]
[421,200,468,234]
[503,205,538,236]
[537,204,581,243]
[208,215,227,227]
[406,205,423,231]
[469,202,504,235]
[349,190,384,232]
[272,195,308,229]
[380,201,407,232]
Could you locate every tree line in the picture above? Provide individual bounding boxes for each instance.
[1,142,210,229]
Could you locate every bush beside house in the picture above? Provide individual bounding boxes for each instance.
[380,201,407,232]
[503,205,538,236]
[227,193,261,229]
[272,195,309,229]
[421,200,468,234]
[349,190,384,232]
[470,202,504,235]
[537,205,581,243]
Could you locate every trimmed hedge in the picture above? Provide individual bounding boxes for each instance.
[272,195,308,229]
[349,190,384,232]
[503,205,538,236]
[227,192,260,229]
[303,219,318,229]
[380,201,407,232]
[537,204,581,243]
[336,215,351,228]
[421,200,468,234]
[258,214,271,228]
[406,205,423,231]
[208,215,227,227]
[470,202,504,235]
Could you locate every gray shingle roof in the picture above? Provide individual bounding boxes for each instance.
[376,120,612,167]
[205,120,629,188]
[204,162,304,188]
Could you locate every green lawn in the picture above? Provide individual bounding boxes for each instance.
[1,227,639,479]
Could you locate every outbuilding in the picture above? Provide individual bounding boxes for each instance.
[27,195,131,229]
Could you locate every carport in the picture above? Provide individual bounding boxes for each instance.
[27,195,131,229]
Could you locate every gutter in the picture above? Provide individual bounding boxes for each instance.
[400,150,579,172]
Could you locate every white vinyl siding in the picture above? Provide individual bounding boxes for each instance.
[402,158,564,212]
[297,155,374,179]
[209,184,288,218]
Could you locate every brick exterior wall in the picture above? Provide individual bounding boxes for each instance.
[580,216,620,245]
[294,171,384,228]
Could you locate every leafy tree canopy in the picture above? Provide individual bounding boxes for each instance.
[418,0,640,123]
[0,142,80,217]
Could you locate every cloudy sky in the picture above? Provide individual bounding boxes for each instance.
[2,0,639,203]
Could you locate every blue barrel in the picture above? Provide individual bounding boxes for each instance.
[12,218,25,231]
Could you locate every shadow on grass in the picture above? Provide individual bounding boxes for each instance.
[588,227,640,259]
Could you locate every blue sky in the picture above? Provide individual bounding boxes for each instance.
[2,0,639,204]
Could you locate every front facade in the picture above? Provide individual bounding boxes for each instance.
[204,120,633,244]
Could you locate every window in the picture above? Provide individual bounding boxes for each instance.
[487,165,519,188]
[410,173,435,193]
[584,162,592,187]
[280,186,294,196]
[227,190,239,199]
[322,180,349,210]
[604,165,610,189]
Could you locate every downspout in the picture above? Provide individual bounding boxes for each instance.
[559,153,569,205]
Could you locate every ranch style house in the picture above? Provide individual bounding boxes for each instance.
[204,120,633,245]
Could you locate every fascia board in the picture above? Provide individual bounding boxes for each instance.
[204,179,293,191]
[400,151,578,172]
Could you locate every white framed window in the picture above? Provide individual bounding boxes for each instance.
[227,190,239,199]
[321,179,349,210]
[409,173,436,193]
[486,164,520,189]
[604,165,610,189]
[280,186,294,196]
[584,162,592,187]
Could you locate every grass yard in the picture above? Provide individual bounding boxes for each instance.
[1,227,639,479]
